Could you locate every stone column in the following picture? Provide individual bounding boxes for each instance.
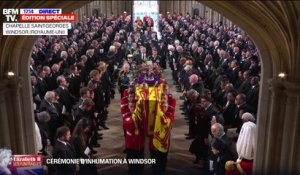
[173,1,178,13]
[187,1,192,15]
[256,79,286,174]
[6,77,26,154]
[180,1,185,14]
[159,1,167,14]
[0,79,10,148]
[280,81,300,174]
[257,79,300,174]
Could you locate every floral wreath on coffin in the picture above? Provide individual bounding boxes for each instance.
[132,63,163,86]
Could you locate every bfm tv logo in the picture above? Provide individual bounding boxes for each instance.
[3,8,19,22]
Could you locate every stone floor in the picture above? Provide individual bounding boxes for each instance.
[95,68,202,175]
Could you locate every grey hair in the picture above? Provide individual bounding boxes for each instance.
[187,89,199,99]
[56,75,65,85]
[213,122,225,136]
[241,112,256,122]
[51,64,59,71]
[60,51,67,58]
[36,111,50,123]
[214,40,220,46]
[44,91,54,100]
[192,41,199,47]
[184,65,192,71]
[176,45,183,52]
[168,45,175,51]
[113,42,121,47]
[109,45,116,52]
[0,148,12,170]
[214,123,224,134]
[86,49,94,56]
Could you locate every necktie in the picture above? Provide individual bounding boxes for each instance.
[49,102,54,108]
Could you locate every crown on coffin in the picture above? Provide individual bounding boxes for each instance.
[135,64,162,85]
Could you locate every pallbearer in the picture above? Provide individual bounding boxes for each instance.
[149,93,176,175]
[122,97,145,175]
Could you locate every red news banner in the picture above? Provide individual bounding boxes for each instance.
[11,155,43,167]
[19,14,76,22]
[8,155,44,175]
[3,8,76,35]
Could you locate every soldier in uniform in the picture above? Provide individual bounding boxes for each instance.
[126,54,137,71]
[122,98,145,175]
[118,63,132,99]
[148,48,163,68]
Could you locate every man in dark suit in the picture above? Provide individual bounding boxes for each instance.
[201,95,220,123]
[212,41,221,64]
[106,46,118,81]
[44,65,58,91]
[222,91,237,128]
[89,69,109,130]
[46,64,60,91]
[31,76,41,109]
[249,56,260,77]
[210,122,237,161]
[100,63,113,106]
[39,91,59,145]
[165,26,176,45]
[29,58,38,78]
[74,97,101,148]
[73,87,92,110]
[189,74,204,95]
[114,41,126,66]
[157,41,167,69]
[218,50,231,73]
[196,95,220,170]
[238,70,251,94]
[167,45,179,83]
[36,69,48,99]
[180,65,193,92]
[185,89,201,140]
[228,60,240,86]
[74,98,95,124]
[85,49,98,75]
[189,95,220,165]
[134,45,148,64]
[52,126,79,175]
[68,65,82,100]
[246,76,260,112]
[234,93,255,133]
[195,46,206,71]
[55,75,73,114]
[240,51,252,71]
[211,123,232,150]
[232,46,241,62]
[199,95,220,139]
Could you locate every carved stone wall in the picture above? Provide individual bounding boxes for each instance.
[73,1,233,26]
